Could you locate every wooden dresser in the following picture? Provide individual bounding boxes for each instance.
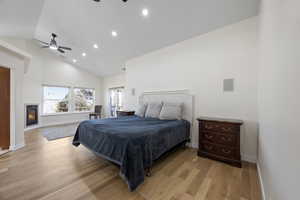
[116,110,135,117]
[197,117,243,168]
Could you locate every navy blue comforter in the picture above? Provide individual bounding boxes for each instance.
[72,116,190,191]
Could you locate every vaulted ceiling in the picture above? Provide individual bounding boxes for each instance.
[0,0,259,76]
[0,0,45,38]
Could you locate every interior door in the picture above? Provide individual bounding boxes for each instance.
[0,67,10,150]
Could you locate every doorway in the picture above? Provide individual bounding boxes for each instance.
[0,67,10,151]
[109,87,124,117]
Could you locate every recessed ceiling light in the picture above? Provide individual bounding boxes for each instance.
[93,44,99,49]
[82,52,86,57]
[111,31,118,37]
[142,8,149,17]
[73,59,77,63]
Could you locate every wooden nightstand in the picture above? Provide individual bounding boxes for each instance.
[197,117,243,168]
[116,110,135,117]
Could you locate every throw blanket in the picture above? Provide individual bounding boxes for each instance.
[73,116,190,191]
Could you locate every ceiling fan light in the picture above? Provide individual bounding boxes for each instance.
[49,45,58,50]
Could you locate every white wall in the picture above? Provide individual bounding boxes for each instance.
[1,38,102,128]
[125,17,259,162]
[101,73,126,117]
[0,45,27,150]
[258,0,300,199]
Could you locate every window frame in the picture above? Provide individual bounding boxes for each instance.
[41,85,96,116]
[73,87,96,113]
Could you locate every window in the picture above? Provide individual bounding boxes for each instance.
[43,86,70,114]
[74,88,95,112]
[42,86,95,114]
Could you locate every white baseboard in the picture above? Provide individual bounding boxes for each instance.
[242,154,257,163]
[190,142,197,148]
[9,142,25,151]
[257,162,266,200]
[24,124,41,132]
[0,149,9,156]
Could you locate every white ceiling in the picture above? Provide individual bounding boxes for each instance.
[0,0,259,76]
[0,0,45,38]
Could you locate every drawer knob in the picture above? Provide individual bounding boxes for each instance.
[205,134,213,139]
[205,125,213,129]
[204,144,213,150]
[205,124,219,129]
[222,127,232,132]
[222,149,231,154]
[221,136,232,142]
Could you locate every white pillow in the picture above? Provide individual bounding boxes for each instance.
[145,102,163,118]
[135,104,147,117]
[159,102,183,120]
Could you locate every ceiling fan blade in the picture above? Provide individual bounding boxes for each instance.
[35,39,49,46]
[59,46,72,51]
[41,45,49,48]
[57,48,65,53]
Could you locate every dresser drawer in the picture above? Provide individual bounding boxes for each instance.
[200,121,240,134]
[201,142,236,160]
[218,145,236,159]
[202,141,218,155]
[203,131,236,146]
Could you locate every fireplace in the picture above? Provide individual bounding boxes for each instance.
[26,105,39,127]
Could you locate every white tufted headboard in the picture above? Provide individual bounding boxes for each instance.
[139,90,194,125]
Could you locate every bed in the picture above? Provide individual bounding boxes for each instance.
[73,90,194,191]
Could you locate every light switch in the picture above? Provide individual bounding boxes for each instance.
[223,79,234,92]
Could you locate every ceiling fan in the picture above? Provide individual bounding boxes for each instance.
[36,33,72,53]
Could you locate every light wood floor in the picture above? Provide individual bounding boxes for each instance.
[0,129,262,200]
